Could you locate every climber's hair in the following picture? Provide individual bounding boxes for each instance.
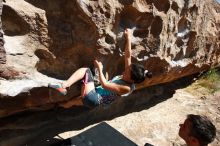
[130,63,152,84]
[187,114,216,146]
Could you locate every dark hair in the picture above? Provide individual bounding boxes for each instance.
[130,63,152,83]
[187,114,216,146]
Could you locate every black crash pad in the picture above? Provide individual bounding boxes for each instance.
[51,122,138,146]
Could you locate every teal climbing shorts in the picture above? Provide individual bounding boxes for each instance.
[83,89,102,107]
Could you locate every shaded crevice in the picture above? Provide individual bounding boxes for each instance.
[177,16,189,33]
[150,16,163,38]
[142,38,160,55]
[123,12,153,38]
[136,12,154,28]
[105,34,115,44]
[205,43,212,54]
[119,0,134,5]
[0,1,5,64]
[189,4,198,14]
[136,48,150,59]
[213,43,220,60]
[171,1,179,14]
[144,57,169,76]
[177,17,191,39]
[100,8,104,14]
[0,33,6,64]
[186,31,197,56]
[180,0,189,16]
[175,38,184,47]
[2,4,30,36]
[25,0,49,10]
[35,49,54,61]
[174,48,184,61]
[47,18,73,51]
[119,6,141,28]
[119,7,154,30]
[133,29,148,38]
[35,49,55,74]
[104,12,111,19]
[166,47,172,58]
[146,0,170,13]
[87,5,94,14]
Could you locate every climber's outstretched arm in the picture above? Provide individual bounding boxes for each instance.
[124,28,132,69]
[94,60,130,95]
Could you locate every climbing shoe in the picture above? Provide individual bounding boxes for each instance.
[48,83,67,96]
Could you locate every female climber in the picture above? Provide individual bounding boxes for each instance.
[49,28,152,107]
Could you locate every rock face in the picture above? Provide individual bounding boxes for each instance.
[0,0,219,120]
[0,0,220,145]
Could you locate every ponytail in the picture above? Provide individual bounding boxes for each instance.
[144,70,152,78]
[130,63,153,83]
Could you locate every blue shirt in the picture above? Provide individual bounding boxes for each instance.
[95,75,135,104]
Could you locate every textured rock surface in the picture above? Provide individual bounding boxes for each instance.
[0,0,219,123]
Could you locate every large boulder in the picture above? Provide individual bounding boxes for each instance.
[0,0,219,117]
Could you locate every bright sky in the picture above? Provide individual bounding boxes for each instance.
[217,0,220,4]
